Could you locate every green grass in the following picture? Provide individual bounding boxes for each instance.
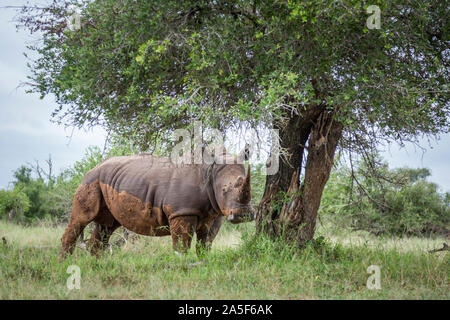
[0,220,448,299]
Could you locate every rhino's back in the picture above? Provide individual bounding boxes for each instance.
[83,154,175,204]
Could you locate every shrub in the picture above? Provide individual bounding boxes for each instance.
[0,189,31,222]
[11,165,49,221]
[320,156,449,237]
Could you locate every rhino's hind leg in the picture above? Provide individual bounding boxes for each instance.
[196,216,223,257]
[88,220,121,255]
[60,182,102,258]
[169,216,198,254]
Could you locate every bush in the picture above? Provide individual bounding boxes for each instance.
[10,165,49,221]
[0,189,31,222]
[320,155,449,237]
[43,146,106,221]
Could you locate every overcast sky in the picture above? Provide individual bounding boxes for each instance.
[0,3,106,190]
[0,3,449,192]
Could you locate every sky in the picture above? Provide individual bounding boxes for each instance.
[0,3,107,190]
[0,2,449,192]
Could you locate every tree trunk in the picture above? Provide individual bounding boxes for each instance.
[256,108,343,246]
[256,112,308,234]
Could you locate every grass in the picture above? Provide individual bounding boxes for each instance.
[0,220,448,299]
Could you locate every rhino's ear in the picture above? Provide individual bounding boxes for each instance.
[233,176,245,188]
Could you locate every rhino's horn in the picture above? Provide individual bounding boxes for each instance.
[242,164,251,201]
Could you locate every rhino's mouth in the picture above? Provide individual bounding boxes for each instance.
[225,206,255,224]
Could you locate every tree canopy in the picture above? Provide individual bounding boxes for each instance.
[19,0,449,148]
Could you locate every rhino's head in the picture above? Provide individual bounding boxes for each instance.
[212,161,255,224]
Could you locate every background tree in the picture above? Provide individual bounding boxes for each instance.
[17,0,449,246]
[0,189,30,222]
[320,154,450,237]
[12,165,49,221]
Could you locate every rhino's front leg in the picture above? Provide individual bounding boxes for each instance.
[196,216,223,257]
[169,216,198,254]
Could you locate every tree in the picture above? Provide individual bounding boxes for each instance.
[0,189,30,222]
[11,165,49,221]
[17,0,449,246]
[13,165,32,185]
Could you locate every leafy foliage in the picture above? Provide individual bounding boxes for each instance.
[0,189,31,222]
[320,155,450,237]
[11,165,50,221]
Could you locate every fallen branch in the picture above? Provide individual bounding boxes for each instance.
[429,243,449,253]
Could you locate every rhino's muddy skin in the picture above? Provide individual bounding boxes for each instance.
[60,154,252,257]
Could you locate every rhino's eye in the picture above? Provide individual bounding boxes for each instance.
[222,184,232,193]
[234,176,244,188]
